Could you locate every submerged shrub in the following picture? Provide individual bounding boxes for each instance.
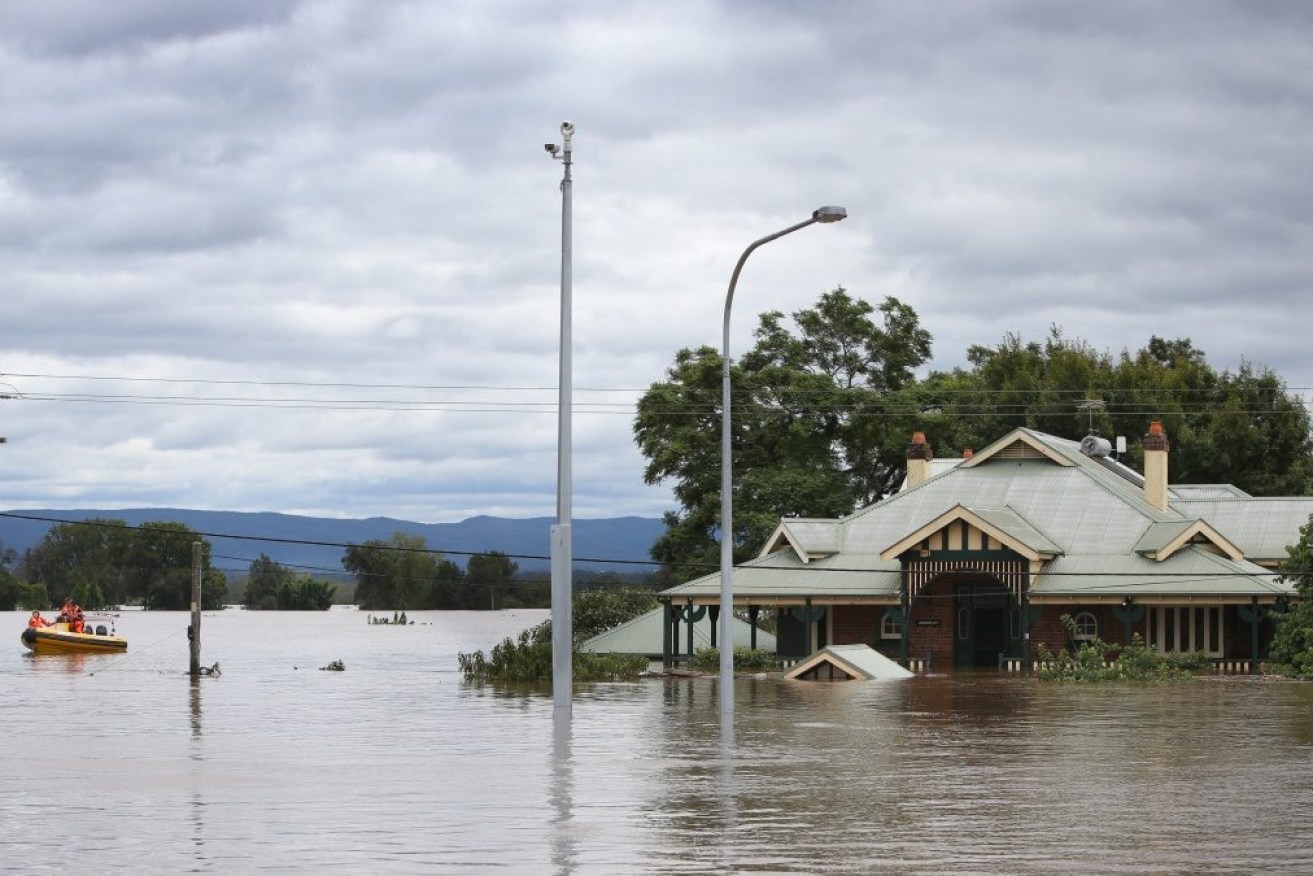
[458,619,647,684]
[690,647,781,672]
[1037,615,1208,682]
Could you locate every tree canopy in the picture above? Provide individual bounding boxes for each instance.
[636,293,1313,581]
[633,288,932,582]
[1269,517,1313,678]
[16,519,227,610]
[243,553,336,610]
[341,534,541,610]
[919,328,1313,495]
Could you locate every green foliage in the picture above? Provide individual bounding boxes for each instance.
[920,330,1313,496]
[0,544,21,611]
[635,288,932,581]
[342,533,447,610]
[275,576,336,610]
[1036,615,1209,682]
[1269,516,1313,678]
[457,588,660,684]
[15,520,222,610]
[573,588,659,641]
[457,620,647,684]
[466,551,519,609]
[368,611,411,625]
[244,553,290,609]
[689,647,781,672]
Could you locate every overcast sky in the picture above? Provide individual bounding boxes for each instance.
[2,1,1311,524]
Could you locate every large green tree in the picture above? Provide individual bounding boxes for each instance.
[466,551,519,610]
[1269,516,1313,678]
[244,553,291,610]
[342,532,459,610]
[919,329,1313,496]
[127,521,225,610]
[634,288,932,582]
[21,518,133,609]
[17,519,225,609]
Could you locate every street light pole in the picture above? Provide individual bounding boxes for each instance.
[719,206,847,717]
[547,121,576,719]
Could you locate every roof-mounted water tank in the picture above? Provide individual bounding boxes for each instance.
[1080,435,1112,457]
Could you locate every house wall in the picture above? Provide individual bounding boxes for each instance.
[831,605,879,646]
[830,600,1278,667]
[906,578,958,668]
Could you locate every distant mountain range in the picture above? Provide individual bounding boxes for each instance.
[0,508,665,577]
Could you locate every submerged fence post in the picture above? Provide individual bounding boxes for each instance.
[189,540,202,676]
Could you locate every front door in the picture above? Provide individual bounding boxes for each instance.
[955,581,1011,668]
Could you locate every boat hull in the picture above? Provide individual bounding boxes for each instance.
[21,623,128,655]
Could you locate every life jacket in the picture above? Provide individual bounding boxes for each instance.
[28,615,47,629]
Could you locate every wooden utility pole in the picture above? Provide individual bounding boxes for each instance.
[189,541,202,676]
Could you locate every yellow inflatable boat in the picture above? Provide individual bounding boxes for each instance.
[21,621,128,655]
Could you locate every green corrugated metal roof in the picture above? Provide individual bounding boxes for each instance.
[969,506,1065,555]
[1134,519,1200,554]
[783,644,913,681]
[579,607,776,656]
[1032,547,1288,597]
[1170,497,1313,562]
[658,427,1309,603]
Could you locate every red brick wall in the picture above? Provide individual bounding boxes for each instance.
[831,605,879,646]
[906,578,957,669]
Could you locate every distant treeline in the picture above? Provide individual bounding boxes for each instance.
[0,519,660,612]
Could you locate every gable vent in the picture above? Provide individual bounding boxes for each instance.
[997,440,1046,460]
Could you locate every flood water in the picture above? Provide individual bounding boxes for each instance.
[4,608,1313,874]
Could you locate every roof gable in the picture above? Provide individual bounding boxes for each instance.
[961,429,1076,469]
[783,644,913,681]
[1134,519,1244,562]
[879,503,1063,562]
[761,518,840,563]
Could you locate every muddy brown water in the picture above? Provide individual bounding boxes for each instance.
[3,608,1312,873]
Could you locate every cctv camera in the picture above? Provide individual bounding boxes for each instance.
[560,121,574,134]
[544,143,559,155]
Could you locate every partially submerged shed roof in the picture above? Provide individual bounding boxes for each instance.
[579,607,776,658]
[784,644,913,681]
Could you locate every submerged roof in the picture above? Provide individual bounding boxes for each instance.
[784,644,913,681]
[579,607,776,657]
[663,426,1302,602]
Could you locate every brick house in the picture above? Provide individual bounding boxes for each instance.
[659,423,1310,671]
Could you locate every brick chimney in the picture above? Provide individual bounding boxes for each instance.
[1143,420,1169,511]
[906,431,933,488]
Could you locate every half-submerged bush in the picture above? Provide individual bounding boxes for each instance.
[689,647,781,672]
[458,619,647,684]
[1037,615,1209,682]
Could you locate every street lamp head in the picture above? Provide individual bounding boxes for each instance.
[812,205,847,223]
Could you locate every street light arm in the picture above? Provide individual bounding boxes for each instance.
[718,206,845,718]
[721,216,820,356]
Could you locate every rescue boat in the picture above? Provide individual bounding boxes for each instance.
[21,620,128,655]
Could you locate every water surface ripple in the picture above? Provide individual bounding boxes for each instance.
[4,609,1313,873]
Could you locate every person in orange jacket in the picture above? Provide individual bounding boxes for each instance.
[27,610,49,629]
[58,597,85,633]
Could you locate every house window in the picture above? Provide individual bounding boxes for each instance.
[1146,606,1222,657]
[1072,612,1099,642]
[880,611,903,640]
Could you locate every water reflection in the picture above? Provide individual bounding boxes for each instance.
[188,678,207,868]
[7,610,1313,873]
[550,710,575,876]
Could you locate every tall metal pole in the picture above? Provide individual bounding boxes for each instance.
[719,206,847,717]
[549,121,576,717]
[189,540,202,676]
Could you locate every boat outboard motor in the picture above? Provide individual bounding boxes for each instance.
[95,625,108,636]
